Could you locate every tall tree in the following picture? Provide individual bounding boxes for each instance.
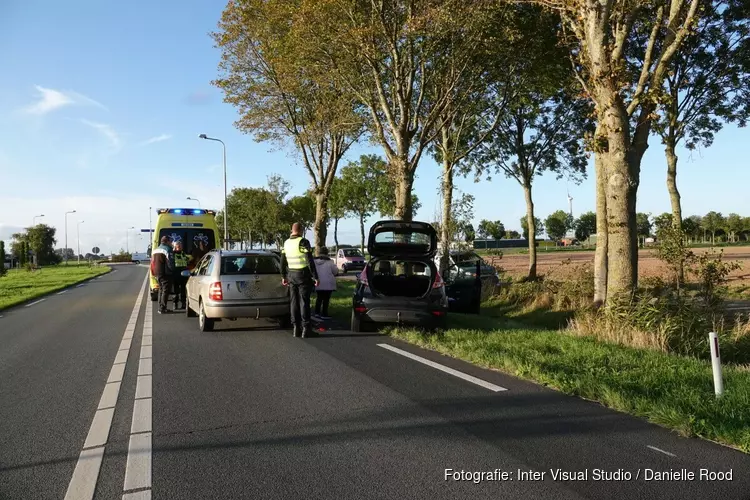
[545,210,572,243]
[702,211,725,244]
[297,0,491,220]
[574,211,597,243]
[653,212,674,237]
[533,0,701,304]
[337,155,382,253]
[477,220,506,240]
[636,212,653,246]
[212,0,364,254]
[654,1,750,230]
[12,225,59,266]
[521,216,544,240]
[327,178,349,253]
[725,212,744,243]
[0,240,6,276]
[470,8,591,279]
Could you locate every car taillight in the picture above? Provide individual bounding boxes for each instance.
[354,306,367,313]
[208,282,223,301]
[433,272,444,289]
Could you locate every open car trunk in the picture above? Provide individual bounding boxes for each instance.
[367,258,436,298]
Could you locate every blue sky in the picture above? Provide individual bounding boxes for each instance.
[1,1,748,255]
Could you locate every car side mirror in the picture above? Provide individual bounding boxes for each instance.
[181,270,191,278]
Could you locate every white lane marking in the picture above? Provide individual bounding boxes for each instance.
[140,345,152,359]
[114,350,128,364]
[65,271,148,500]
[377,343,508,392]
[120,338,132,351]
[58,290,68,295]
[107,363,126,383]
[123,432,152,491]
[25,299,46,307]
[64,447,105,500]
[135,375,152,399]
[141,336,152,346]
[647,445,677,457]
[123,490,151,500]
[138,358,152,376]
[76,284,85,288]
[131,398,152,434]
[123,330,135,340]
[98,382,121,410]
[83,408,116,448]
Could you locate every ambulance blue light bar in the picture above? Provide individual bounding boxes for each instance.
[156,208,215,215]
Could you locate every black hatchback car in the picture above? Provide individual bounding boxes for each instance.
[351,220,449,332]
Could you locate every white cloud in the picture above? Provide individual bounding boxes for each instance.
[140,134,172,146]
[80,119,122,151]
[23,85,107,115]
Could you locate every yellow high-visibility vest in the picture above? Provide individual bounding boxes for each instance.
[283,237,308,270]
[174,252,188,268]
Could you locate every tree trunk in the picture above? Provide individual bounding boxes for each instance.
[522,181,537,280]
[439,160,454,274]
[604,104,638,300]
[594,142,608,306]
[333,217,340,254]
[313,192,329,255]
[665,141,684,282]
[392,158,415,221]
[359,214,366,255]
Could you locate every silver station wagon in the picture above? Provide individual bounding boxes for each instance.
[184,250,291,332]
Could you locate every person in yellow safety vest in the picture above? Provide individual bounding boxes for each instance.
[281,222,319,338]
[172,240,189,310]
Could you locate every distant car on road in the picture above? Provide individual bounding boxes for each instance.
[184,250,291,332]
[130,252,150,264]
[351,220,448,332]
[335,247,366,274]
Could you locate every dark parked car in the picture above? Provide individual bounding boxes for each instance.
[351,220,448,332]
[438,250,499,314]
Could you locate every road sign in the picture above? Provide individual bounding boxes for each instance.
[92,247,100,254]
[141,229,154,232]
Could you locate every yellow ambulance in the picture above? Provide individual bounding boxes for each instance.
[148,208,221,301]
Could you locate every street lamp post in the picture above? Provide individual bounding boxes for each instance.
[64,210,76,264]
[199,134,228,249]
[126,226,135,254]
[32,214,45,226]
[186,197,201,207]
[77,221,84,264]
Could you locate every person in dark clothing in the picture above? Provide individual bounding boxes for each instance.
[150,236,175,314]
[189,240,208,271]
[172,240,188,310]
[281,222,319,338]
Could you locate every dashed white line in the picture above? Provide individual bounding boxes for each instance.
[64,447,105,500]
[107,363,126,383]
[57,290,68,295]
[83,408,116,448]
[377,343,508,392]
[98,382,121,410]
[123,432,152,491]
[76,284,86,288]
[647,445,677,457]
[140,345,152,359]
[131,398,152,434]
[25,299,46,307]
[138,358,152,376]
[64,271,148,500]
[135,375,152,399]
[141,336,152,346]
[123,490,151,500]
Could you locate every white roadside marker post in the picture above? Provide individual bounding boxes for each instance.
[709,332,724,397]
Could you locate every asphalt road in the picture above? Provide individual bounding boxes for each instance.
[1,263,750,500]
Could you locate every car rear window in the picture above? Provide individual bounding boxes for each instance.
[221,255,280,275]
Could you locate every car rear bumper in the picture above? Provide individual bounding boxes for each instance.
[356,306,446,327]
[203,301,289,319]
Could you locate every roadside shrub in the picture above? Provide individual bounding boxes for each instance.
[497,259,593,312]
[692,249,741,307]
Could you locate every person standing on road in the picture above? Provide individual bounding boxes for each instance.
[189,239,208,271]
[172,240,188,310]
[150,235,175,314]
[313,247,338,320]
[281,222,319,338]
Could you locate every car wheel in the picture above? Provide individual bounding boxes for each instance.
[150,290,158,302]
[341,265,347,274]
[198,300,214,332]
[186,296,197,318]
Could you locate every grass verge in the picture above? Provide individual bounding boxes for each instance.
[389,326,750,453]
[0,263,110,310]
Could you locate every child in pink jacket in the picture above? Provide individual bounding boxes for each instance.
[313,247,339,319]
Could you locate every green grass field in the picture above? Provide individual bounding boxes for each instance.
[325,276,750,452]
[0,263,110,310]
